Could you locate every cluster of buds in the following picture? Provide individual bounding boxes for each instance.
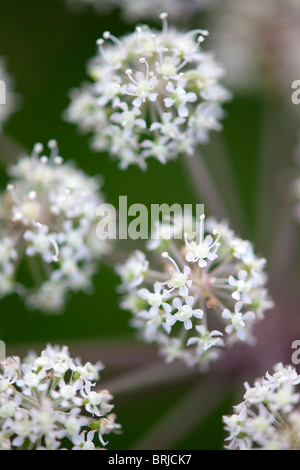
[65,13,230,169]
[0,140,109,313]
[116,213,273,369]
[0,344,121,450]
[223,363,300,450]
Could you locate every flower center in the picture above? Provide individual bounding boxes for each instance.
[176,305,193,321]
[169,272,187,288]
[148,293,163,307]
[136,80,153,98]
[194,243,210,259]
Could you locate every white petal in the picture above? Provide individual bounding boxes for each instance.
[164,97,175,108]
[178,104,188,118]
[173,297,182,310]
[232,291,240,301]
[185,296,195,307]
[166,81,175,93]
[238,270,248,281]
[198,259,207,268]
[138,288,150,300]
[184,319,193,330]
[222,309,232,320]
[193,309,203,319]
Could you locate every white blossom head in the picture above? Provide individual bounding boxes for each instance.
[0,140,109,313]
[116,213,273,369]
[0,57,18,132]
[65,13,231,170]
[223,363,300,450]
[0,344,121,450]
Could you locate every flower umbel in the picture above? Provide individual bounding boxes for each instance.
[116,213,273,369]
[65,13,230,169]
[0,140,109,313]
[223,363,300,450]
[0,345,121,450]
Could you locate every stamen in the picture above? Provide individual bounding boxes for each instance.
[103,31,124,50]
[185,29,209,39]
[32,143,43,159]
[210,230,221,249]
[199,214,205,244]
[125,69,138,85]
[162,251,180,273]
[97,38,110,63]
[151,34,157,51]
[139,57,150,80]
[48,139,59,162]
[40,156,49,165]
[7,184,21,205]
[159,12,169,34]
[49,235,59,262]
[135,27,143,50]
[184,232,193,250]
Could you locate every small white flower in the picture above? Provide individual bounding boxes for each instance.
[138,283,171,316]
[164,79,197,118]
[167,296,203,330]
[184,214,219,267]
[116,250,149,291]
[222,302,255,341]
[228,270,253,303]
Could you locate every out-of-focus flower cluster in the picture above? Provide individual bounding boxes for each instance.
[0,344,121,450]
[65,14,230,170]
[208,0,300,94]
[66,0,218,23]
[0,140,109,313]
[0,57,18,132]
[116,213,273,369]
[223,363,300,450]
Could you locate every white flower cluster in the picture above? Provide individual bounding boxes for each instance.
[223,363,300,450]
[208,0,300,92]
[0,57,18,132]
[66,0,217,23]
[0,140,109,313]
[116,214,273,369]
[0,344,121,450]
[65,13,230,170]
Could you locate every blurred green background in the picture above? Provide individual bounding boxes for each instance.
[0,0,299,450]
